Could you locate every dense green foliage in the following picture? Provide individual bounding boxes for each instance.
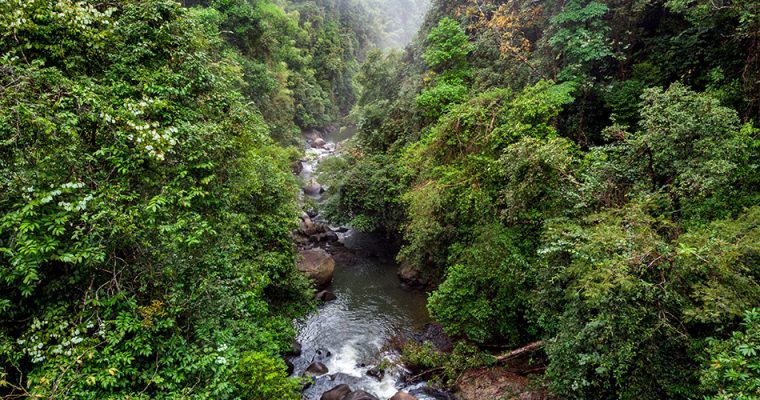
[0,0,394,397]
[3,0,758,397]
[322,0,760,398]
[701,309,760,400]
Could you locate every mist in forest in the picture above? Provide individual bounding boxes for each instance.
[363,0,429,48]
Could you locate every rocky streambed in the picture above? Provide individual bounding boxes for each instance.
[289,129,449,400]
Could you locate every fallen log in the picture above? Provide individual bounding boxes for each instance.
[407,366,444,382]
[493,340,545,364]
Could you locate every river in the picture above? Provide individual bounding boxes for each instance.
[289,131,438,400]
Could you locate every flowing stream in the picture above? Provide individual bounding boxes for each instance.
[290,131,437,400]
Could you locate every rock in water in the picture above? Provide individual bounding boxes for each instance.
[300,216,327,237]
[343,390,378,400]
[366,366,383,381]
[285,359,294,375]
[316,290,337,302]
[305,361,329,376]
[324,230,339,242]
[297,248,335,288]
[304,181,323,196]
[312,137,326,148]
[390,392,418,400]
[321,384,352,400]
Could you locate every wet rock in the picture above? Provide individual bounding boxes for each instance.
[328,372,361,383]
[316,290,337,302]
[335,226,350,233]
[366,366,384,381]
[398,262,428,289]
[313,348,332,364]
[305,226,337,244]
[297,248,335,288]
[305,362,329,376]
[307,208,319,218]
[312,138,326,148]
[324,230,339,242]
[301,215,317,235]
[304,181,323,196]
[390,392,418,400]
[343,390,378,400]
[304,128,321,141]
[300,220,330,240]
[285,359,294,375]
[321,384,352,400]
[303,374,361,400]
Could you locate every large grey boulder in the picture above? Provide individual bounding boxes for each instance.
[320,384,351,400]
[312,137,326,148]
[297,248,335,288]
[343,390,378,400]
[304,181,323,196]
[305,361,329,377]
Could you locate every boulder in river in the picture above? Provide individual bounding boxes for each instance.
[343,390,378,400]
[366,366,383,381]
[316,290,337,302]
[312,137,326,148]
[324,230,339,242]
[313,348,332,364]
[305,361,329,376]
[390,392,418,400]
[285,359,294,375]
[301,215,317,234]
[297,248,335,288]
[304,181,323,196]
[320,384,351,400]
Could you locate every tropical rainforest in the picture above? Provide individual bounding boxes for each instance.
[0,0,758,399]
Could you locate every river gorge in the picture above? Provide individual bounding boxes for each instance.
[289,130,444,400]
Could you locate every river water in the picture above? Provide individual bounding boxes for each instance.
[291,132,435,399]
